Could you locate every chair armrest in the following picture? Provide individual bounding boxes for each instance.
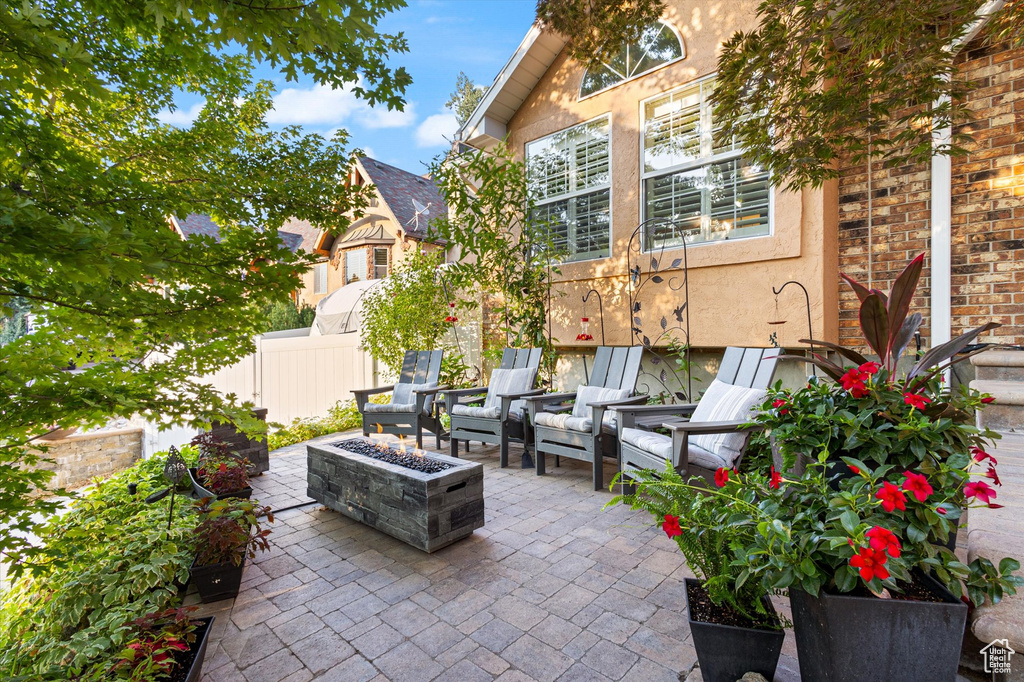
[445,386,490,398]
[614,403,698,415]
[522,392,577,404]
[352,385,395,397]
[411,384,449,395]
[496,388,547,399]
[662,420,762,435]
[589,395,647,408]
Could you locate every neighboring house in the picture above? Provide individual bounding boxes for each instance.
[293,156,449,308]
[457,2,1023,354]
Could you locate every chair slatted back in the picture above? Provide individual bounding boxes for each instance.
[715,347,781,390]
[588,346,644,392]
[398,350,443,385]
[500,348,543,372]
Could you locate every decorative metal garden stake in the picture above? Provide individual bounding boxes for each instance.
[771,280,816,377]
[163,446,188,530]
[580,289,605,344]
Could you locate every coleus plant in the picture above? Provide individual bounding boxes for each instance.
[107,607,200,681]
[193,498,273,568]
[745,253,1021,604]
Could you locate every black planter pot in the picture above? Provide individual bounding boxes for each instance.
[188,467,252,500]
[179,616,215,682]
[789,572,968,682]
[190,554,246,603]
[684,579,785,682]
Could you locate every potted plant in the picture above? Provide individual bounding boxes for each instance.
[746,253,1023,681]
[610,466,785,682]
[188,433,253,499]
[107,608,214,682]
[189,498,273,603]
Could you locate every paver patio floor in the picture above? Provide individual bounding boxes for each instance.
[193,432,801,681]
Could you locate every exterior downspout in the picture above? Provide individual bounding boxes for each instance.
[930,0,1004,364]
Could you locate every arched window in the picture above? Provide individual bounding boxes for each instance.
[579,23,684,98]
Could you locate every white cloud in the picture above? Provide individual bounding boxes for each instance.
[157,102,204,126]
[358,102,417,130]
[266,84,362,126]
[415,112,459,148]
[355,145,376,159]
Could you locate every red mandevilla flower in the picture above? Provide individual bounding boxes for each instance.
[865,526,902,558]
[981,396,996,404]
[875,482,907,513]
[840,367,869,398]
[769,466,782,490]
[714,467,730,488]
[901,471,933,503]
[971,447,997,466]
[903,392,931,410]
[859,361,881,375]
[662,514,682,539]
[936,506,948,515]
[849,465,862,476]
[986,466,1002,487]
[850,545,890,582]
[772,398,788,415]
[965,480,998,506]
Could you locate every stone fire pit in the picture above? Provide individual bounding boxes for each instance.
[306,437,484,552]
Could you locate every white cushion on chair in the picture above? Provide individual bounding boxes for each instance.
[485,367,535,418]
[450,404,501,419]
[364,381,437,416]
[533,412,592,432]
[621,427,673,460]
[688,379,765,468]
[573,384,630,427]
[364,401,417,414]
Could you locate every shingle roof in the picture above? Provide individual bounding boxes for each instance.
[174,213,221,240]
[278,218,322,254]
[359,157,447,239]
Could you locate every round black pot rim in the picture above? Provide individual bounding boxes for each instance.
[684,578,785,635]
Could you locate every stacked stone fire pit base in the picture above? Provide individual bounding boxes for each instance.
[307,438,484,553]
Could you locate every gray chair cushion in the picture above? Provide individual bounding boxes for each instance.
[572,384,630,428]
[365,381,437,416]
[363,401,417,414]
[688,379,765,468]
[533,412,593,432]
[450,404,501,419]
[621,427,730,471]
[483,367,535,417]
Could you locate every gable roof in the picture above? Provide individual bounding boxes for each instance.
[277,218,322,254]
[457,23,567,148]
[357,157,446,239]
[172,213,221,240]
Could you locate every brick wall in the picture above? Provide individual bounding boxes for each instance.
[838,37,1024,350]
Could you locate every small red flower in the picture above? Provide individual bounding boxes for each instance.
[714,467,730,488]
[840,367,869,398]
[662,514,682,538]
[981,396,996,404]
[901,471,933,503]
[859,361,881,375]
[849,465,862,476]
[971,447,997,466]
[850,546,890,582]
[865,526,901,558]
[875,482,907,513]
[769,466,782,489]
[903,392,931,410]
[986,466,1002,487]
[936,506,948,515]
[965,480,998,506]
[771,398,789,415]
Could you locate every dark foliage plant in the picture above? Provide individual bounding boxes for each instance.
[108,607,202,681]
[193,498,273,568]
[746,254,1022,605]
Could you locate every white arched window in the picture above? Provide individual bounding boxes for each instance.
[579,23,684,99]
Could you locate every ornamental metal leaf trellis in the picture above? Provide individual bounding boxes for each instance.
[626,218,696,402]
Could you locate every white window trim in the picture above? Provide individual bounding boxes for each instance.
[527,113,614,264]
[578,22,686,101]
[639,74,774,252]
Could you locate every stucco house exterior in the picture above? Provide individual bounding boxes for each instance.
[456,1,1023,368]
[292,156,449,308]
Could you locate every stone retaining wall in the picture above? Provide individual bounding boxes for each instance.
[31,428,144,491]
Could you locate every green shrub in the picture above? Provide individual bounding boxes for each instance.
[267,396,387,450]
[0,450,199,679]
[262,299,316,332]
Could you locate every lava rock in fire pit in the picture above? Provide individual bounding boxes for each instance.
[329,438,455,474]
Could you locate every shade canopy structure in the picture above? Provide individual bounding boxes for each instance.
[310,279,383,336]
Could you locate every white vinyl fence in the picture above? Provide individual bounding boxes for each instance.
[207,328,378,427]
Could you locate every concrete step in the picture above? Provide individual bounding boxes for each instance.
[974,350,1024,382]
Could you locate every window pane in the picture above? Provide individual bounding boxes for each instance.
[643,86,701,172]
[373,248,388,279]
[579,22,683,97]
[573,189,611,260]
[345,249,367,283]
[314,263,327,294]
[533,199,570,256]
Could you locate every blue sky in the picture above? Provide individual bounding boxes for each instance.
[160,1,536,175]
